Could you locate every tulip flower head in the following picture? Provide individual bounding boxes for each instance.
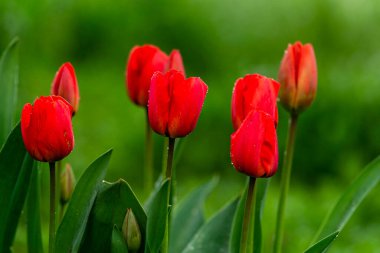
[126,45,186,107]
[60,163,76,205]
[230,110,278,178]
[231,74,280,130]
[278,41,317,114]
[51,62,80,114]
[148,70,208,138]
[21,96,74,162]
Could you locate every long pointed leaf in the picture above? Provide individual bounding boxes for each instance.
[313,156,380,243]
[55,149,113,253]
[79,179,146,253]
[27,163,44,253]
[305,231,339,253]
[169,177,218,253]
[0,123,34,253]
[145,179,170,253]
[0,38,19,145]
[182,198,239,253]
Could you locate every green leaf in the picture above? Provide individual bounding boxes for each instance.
[55,149,113,253]
[112,226,129,253]
[0,38,19,146]
[79,179,146,253]
[27,163,44,253]
[305,231,339,253]
[313,156,380,243]
[229,178,269,253]
[146,179,170,253]
[182,198,239,253]
[0,123,34,253]
[169,177,218,253]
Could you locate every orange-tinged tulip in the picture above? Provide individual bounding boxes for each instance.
[231,110,278,178]
[148,70,208,138]
[278,41,317,113]
[21,96,74,162]
[51,62,80,114]
[231,74,280,130]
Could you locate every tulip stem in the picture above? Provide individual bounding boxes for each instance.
[240,176,256,253]
[273,113,298,253]
[49,162,56,253]
[162,138,169,178]
[145,108,154,194]
[162,137,175,253]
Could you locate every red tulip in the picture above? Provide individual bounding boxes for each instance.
[278,41,317,113]
[126,45,187,107]
[231,74,280,131]
[21,96,74,162]
[230,110,278,178]
[148,70,208,138]
[51,62,80,114]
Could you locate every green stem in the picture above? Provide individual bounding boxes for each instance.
[273,113,298,253]
[162,137,175,253]
[49,162,56,253]
[145,108,154,194]
[240,176,256,253]
[162,138,169,178]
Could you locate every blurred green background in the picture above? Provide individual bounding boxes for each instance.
[1,0,380,252]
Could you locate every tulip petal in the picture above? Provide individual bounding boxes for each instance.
[169,50,186,76]
[168,73,208,138]
[230,110,278,178]
[148,71,170,136]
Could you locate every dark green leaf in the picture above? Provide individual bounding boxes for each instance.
[0,123,34,253]
[0,38,19,145]
[27,163,44,253]
[305,231,339,253]
[80,179,146,253]
[182,198,239,253]
[230,178,269,253]
[313,156,380,242]
[146,179,170,253]
[55,149,113,253]
[169,177,218,253]
[112,226,129,253]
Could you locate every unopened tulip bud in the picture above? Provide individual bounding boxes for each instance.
[122,208,141,252]
[60,163,76,205]
[278,41,317,114]
[148,70,208,138]
[231,110,278,178]
[231,74,280,130]
[21,96,74,162]
[51,62,80,114]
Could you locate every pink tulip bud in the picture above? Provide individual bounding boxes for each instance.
[21,96,74,162]
[51,62,80,114]
[169,49,186,76]
[278,41,317,114]
[231,74,280,130]
[148,70,208,138]
[231,110,278,178]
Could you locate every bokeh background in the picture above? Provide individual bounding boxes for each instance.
[1,0,380,252]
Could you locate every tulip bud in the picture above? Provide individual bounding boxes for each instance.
[231,74,280,130]
[169,49,185,75]
[60,163,76,205]
[148,70,208,138]
[278,41,317,114]
[21,96,74,162]
[231,110,278,178]
[126,45,169,106]
[122,208,141,252]
[51,62,80,114]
